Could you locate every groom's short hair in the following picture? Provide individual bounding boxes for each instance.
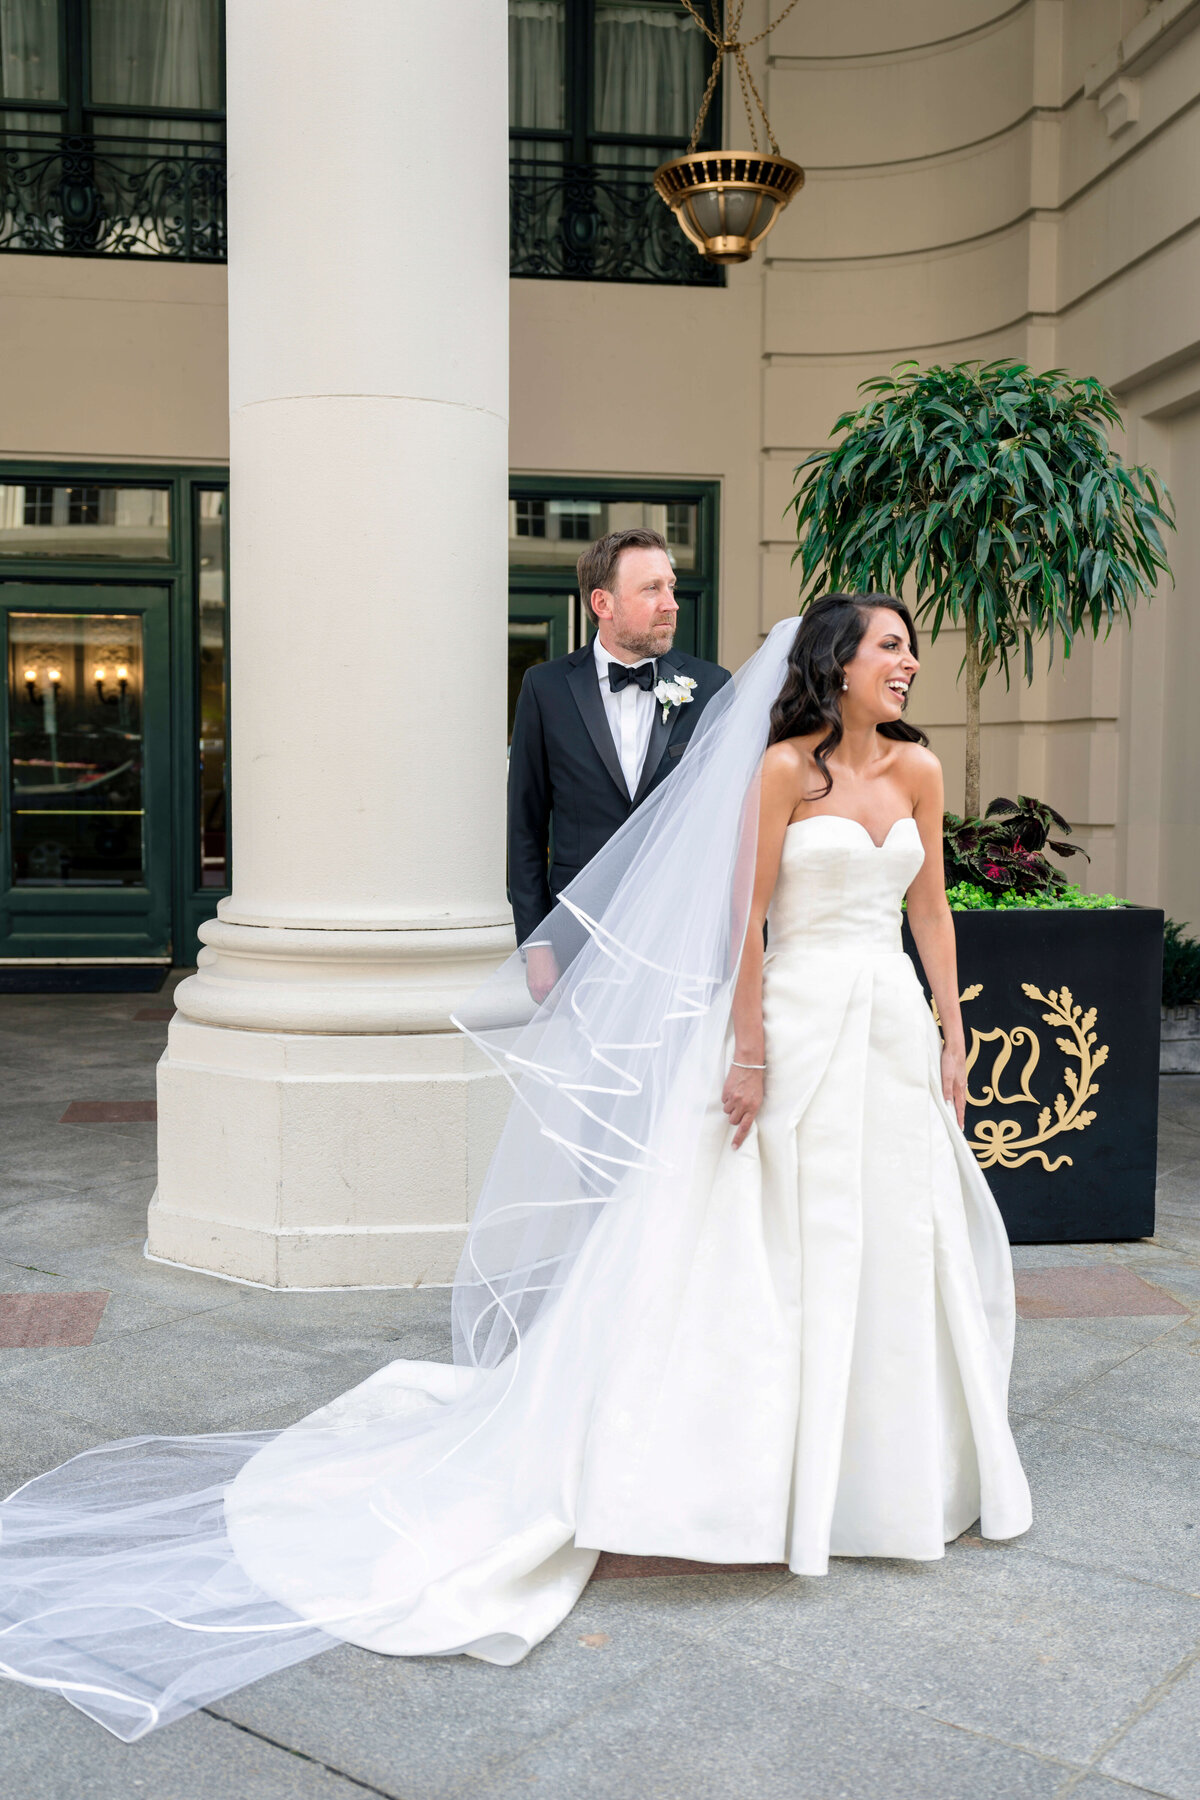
[577,528,669,620]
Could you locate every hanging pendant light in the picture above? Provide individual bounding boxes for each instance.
[654,1,804,266]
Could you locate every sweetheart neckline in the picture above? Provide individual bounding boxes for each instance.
[784,814,918,852]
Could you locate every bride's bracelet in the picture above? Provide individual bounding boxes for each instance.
[731,1059,766,1070]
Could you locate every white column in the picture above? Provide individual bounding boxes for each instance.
[148,0,514,1287]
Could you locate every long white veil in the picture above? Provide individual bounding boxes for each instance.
[0,618,799,1739]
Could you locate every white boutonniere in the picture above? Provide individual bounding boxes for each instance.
[653,673,697,724]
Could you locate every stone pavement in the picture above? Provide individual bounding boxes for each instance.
[0,981,1198,1800]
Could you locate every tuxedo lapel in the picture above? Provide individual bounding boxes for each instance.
[632,656,680,806]
[565,646,630,800]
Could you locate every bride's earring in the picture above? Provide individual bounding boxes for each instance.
[841,680,849,691]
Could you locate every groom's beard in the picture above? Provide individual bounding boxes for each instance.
[611,620,677,660]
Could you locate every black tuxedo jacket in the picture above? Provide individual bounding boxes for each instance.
[507,642,731,944]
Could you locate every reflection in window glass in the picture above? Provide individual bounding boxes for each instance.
[7,611,145,886]
[552,497,601,541]
[665,501,692,548]
[196,488,227,888]
[592,0,705,143]
[0,485,170,558]
[513,498,547,539]
[0,0,61,104]
[89,0,222,111]
[509,618,552,740]
[509,0,564,135]
[508,495,698,570]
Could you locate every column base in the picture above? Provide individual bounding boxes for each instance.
[148,1017,510,1289]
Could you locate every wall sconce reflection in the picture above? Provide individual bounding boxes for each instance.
[22,667,66,703]
[93,665,130,705]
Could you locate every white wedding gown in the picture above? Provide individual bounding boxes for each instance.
[0,810,1033,1734]
[221,813,1032,1660]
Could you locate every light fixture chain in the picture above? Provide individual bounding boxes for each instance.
[741,0,802,52]
[677,0,799,156]
[734,51,759,152]
[682,7,727,153]
[735,44,777,153]
[677,0,722,47]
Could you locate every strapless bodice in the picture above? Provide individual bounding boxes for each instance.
[766,815,924,957]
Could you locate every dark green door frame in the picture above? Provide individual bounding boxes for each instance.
[0,461,229,967]
[0,583,171,959]
[508,475,720,666]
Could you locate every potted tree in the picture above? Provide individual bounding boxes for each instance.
[791,360,1174,1243]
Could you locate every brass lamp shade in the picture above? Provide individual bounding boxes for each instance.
[653,151,804,264]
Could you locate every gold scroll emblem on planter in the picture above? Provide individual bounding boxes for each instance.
[956,984,1109,1172]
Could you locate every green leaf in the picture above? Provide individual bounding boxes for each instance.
[1024,446,1056,497]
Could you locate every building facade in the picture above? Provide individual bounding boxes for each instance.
[3,0,1199,982]
[1,0,1198,1281]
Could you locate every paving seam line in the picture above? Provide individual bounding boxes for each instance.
[204,1707,410,1799]
[690,1637,1116,1785]
[1004,1538,1200,1602]
[429,1571,800,1796]
[1022,1333,1184,1423]
[1048,1638,1200,1798]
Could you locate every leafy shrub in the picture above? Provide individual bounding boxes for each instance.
[1162,919,1200,1008]
[943,795,1089,899]
[790,359,1174,819]
[945,881,1122,911]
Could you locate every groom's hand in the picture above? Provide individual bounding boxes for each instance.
[526,945,560,1005]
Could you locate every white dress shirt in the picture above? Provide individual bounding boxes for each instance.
[593,635,657,798]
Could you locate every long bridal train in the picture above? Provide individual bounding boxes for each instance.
[0,621,1030,1740]
[224,813,1031,1654]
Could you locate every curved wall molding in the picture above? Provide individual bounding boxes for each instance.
[770,0,1026,63]
[510,0,1200,910]
[765,10,1037,168]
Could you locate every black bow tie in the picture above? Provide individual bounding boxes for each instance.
[608,660,656,693]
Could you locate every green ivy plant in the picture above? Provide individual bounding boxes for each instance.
[943,795,1088,899]
[790,360,1175,818]
[945,882,1123,912]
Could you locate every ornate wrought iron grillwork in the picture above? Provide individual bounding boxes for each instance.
[510,159,720,286]
[0,132,226,261]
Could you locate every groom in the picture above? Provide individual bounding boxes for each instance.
[508,526,730,1000]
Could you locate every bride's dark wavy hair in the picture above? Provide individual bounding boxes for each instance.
[769,592,929,799]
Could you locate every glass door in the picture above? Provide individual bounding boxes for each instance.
[507,589,578,741]
[507,479,720,739]
[0,585,170,962]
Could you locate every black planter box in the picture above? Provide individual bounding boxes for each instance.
[903,906,1163,1244]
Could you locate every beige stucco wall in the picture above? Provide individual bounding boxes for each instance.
[1,0,1197,922]
[0,256,228,464]
[512,0,1200,923]
[509,268,767,674]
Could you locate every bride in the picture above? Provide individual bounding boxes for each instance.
[0,595,1031,1739]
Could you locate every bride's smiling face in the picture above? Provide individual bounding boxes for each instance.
[842,608,920,723]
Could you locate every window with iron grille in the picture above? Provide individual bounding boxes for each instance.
[509,0,722,286]
[0,0,226,261]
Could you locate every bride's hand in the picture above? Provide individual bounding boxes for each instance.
[941,1043,967,1129]
[723,1063,763,1150]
